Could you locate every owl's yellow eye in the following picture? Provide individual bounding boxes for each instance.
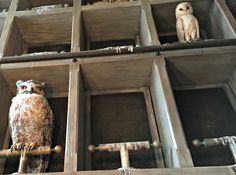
[21,86,27,90]
[186,6,190,10]
[179,8,183,11]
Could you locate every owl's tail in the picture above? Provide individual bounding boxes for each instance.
[26,155,49,173]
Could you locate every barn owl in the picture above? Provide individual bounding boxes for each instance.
[9,80,53,173]
[175,2,200,43]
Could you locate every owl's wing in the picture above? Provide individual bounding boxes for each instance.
[43,100,54,147]
[176,18,185,42]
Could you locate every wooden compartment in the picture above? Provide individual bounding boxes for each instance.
[0,62,70,173]
[3,9,72,56]
[80,2,156,50]
[166,52,236,166]
[75,54,193,170]
[226,0,236,19]
[0,0,11,11]
[17,0,73,11]
[151,0,236,44]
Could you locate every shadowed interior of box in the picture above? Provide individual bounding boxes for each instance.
[90,39,135,50]
[89,92,157,170]
[3,97,67,174]
[174,88,236,166]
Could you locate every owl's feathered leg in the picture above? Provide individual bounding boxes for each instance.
[27,155,49,173]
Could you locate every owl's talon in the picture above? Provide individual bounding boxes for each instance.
[29,142,39,150]
[10,143,24,152]
[24,142,39,151]
[24,143,30,151]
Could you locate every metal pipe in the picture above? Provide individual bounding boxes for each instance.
[1,39,236,64]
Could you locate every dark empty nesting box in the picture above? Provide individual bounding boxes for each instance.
[166,52,236,166]
[80,2,156,50]
[0,63,70,173]
[151,0,236,44]
[3,8,72,56]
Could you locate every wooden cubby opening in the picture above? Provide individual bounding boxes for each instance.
[3,11,72,56]
[0,0,11,11]
[76,54,193,170]
[151,0,235,44]
[17,0,73,11]
[0,64,70,173]
[80,2,153,51]
[0,14,6,37]
[166,52,236,166]
[226,0,236,19]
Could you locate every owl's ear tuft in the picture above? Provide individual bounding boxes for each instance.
[16,80,24,88]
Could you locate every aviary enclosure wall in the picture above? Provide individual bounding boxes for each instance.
[0,0,236,174]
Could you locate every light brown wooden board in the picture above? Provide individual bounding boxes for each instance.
[81,3,141,42]
[64,64,79,171]
[3,20,26,56]
[0,65,69,97]
[150,57,193,168]
[14,10,72,45]
[0,0,11,10]
[166,53,236,89]
[80,54,154,91]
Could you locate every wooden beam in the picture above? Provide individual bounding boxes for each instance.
[0,0,19,57]
[143,87,165,168]
[140,0,160,46]
[0,74,11,174]
[150,56,193,168]
[64,63,79,172]
[10,166,235,175]
[71,0,82,52]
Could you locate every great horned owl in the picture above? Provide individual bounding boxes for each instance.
[175,2,200,43]
[9,80,53,173]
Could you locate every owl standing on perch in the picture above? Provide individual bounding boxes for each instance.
[9,80,53,173]
[175,2,200,43]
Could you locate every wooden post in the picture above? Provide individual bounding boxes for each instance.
[64,63,80,172]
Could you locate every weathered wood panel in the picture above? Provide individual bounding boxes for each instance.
[64,64,79,172]
[11,166,235,175]
[71,0,82,52]
[150,56,193,168]
[0,73,11,174]
[0,64,69,97]
[81,2,141,42]
[140,0,160,46]
[143,88,165,168]
[0,0,20,57]
[14,10,72,45]
[80,54,154,91]
[0,0,12,10]
[166,53,236,89]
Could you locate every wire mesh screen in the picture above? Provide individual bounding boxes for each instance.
[174,88,236,166]
[90,92,157,170]
[3,97,67,174]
